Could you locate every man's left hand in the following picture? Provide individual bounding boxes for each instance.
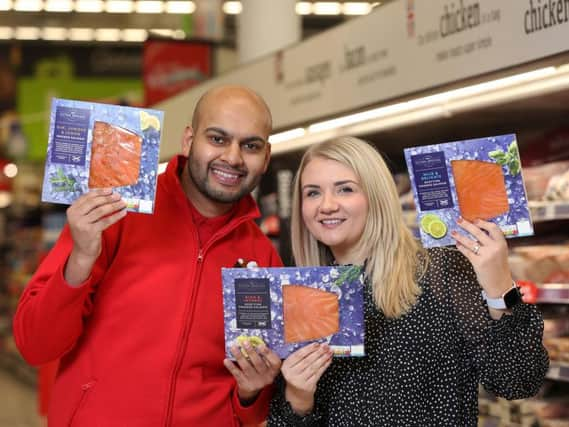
[223,341,282,405]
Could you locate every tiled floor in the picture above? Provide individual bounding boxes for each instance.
[0,369,43,427]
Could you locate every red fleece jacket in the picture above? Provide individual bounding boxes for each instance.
[13,155,283,426]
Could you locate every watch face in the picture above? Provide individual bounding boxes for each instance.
[504,287,523,308]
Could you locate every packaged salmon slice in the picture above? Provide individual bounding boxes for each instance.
[450,159,509,222]
[283,285,339,343]
[88,121,142,189]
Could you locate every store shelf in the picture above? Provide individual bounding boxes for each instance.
[546,361,569,382]
[537,284,569,304]
[529,200,569,222]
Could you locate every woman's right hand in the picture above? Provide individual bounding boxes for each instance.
[282,342,333,416]
[65,189,127,285]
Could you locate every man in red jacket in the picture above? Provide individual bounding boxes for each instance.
[13,85,283,426]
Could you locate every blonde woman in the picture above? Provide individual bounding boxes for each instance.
[268,136,548,426]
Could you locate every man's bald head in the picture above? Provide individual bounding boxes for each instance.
[191,85,272,135]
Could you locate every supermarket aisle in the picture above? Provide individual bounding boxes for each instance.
[0,369,43,427]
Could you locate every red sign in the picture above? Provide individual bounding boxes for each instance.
[142,39,212,107]
[0,158,12,192]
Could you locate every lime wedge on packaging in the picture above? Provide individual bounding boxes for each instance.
[420,213,441,233]
[427,220,447,239]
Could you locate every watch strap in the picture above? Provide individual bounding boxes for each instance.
[481,281,521,310]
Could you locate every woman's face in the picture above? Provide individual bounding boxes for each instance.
[300,157,369,263]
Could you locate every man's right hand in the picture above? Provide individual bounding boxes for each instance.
[64,189,127,286]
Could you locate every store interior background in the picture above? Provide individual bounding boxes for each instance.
[1,0,569,425]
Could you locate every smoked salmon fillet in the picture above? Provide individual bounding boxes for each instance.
[282,285,339,343]
[88,121,142,188]
[451,159,509,222]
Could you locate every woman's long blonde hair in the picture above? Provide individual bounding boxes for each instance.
[291,136,427,318]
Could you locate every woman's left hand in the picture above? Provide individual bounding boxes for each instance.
[451,217,513,299]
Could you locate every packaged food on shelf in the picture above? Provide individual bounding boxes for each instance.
[508,244,569,284]
[521,161,569,200]
[545,169,569,202]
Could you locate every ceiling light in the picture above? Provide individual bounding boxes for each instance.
[95,28,121,41]
[269,128,306,145]
[222,1,241,14]
[69,27,94,41]
[44,0,72,11]
[149,28,174,37]
[0,0,12,10]
[15,26,40,39]
[342,2,372,15]
[14,0,42,11]
[75,0,103,12]
[0,27,13,39]
[3,163,18,178]
[122,28,147,42]
[0,192,12,208]
[295,2,311,15]
[135,0,163,13]
[172,29,186,39]
[42,26,67,40]
[105,0,134,13]
[312,2,341,15]
[165,1,195,14]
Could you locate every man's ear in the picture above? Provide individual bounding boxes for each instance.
[262,142,272,173]
[181,126,194,157]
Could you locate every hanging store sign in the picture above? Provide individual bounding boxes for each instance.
[157,0,569,157]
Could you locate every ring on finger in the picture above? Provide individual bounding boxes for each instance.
[472,243,481,255]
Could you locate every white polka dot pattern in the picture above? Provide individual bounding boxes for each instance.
[268,247,549,426]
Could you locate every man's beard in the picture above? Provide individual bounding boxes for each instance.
[187,153,257,204]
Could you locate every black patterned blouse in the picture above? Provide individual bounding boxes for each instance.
[268,248,549,426]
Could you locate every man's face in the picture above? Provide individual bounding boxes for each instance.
[184,94,271,206]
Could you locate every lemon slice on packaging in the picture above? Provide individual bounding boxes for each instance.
[140,111,161,131]
[235,335,266,356]
[427,220,447,239]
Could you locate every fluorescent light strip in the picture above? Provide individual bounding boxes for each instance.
[42,26,67,40]
[15,26,40,39]
[95,28,121,41]
[105,0,134,13]
[272,66,567,153]
[165,1,195,14]
[342,2,372,15]
[149,28,175,37]
[269,128,306,144]
[312,2,341,15]
[295,1,311,15]
[222,1,241,14]
[0,0,12,11]
[14,0,42,11]
[135,0,163,13]
[75,0,103,12]
[172,29,186,39]
[0,26,13,39]
[69,27,94,41]
[122,28,148,42]
[44,0,72,11]
[309,67,557,133]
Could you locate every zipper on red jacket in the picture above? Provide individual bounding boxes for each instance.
[164,248,204,426]
[163,216,251,426]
